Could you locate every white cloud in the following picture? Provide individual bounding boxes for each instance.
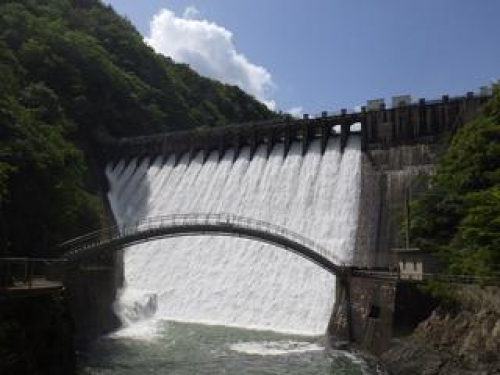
[182,6,200,20]
[146,7,276,110]
[287,106,303,118]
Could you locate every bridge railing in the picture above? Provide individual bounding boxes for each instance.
[59,213,345,266]
[0,257,66,289]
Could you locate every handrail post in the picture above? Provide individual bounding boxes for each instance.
[23,259,28,286]
[7,261,11,287]
[28,261,33,288]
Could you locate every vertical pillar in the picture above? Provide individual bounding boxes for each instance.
[161,135,168,159]
[158,153,166,167]
[381,103,387,123]
[204,147,211,163]
[360,107,368,152]
[401,103,411,142]
[332,274,353,343]
[393,106,401,142]
[441,95,450,131]
[388,106,397,144]
[266,129,274,158]
[321,120,329,154]
[148,153,157,167]
[368,111,378,143]
[376,102,390,144]
[418,99,426,136]
[202,135,209,162]
[340,109,349,152]
[189,137,196,164]
[284,123,291,158]
[232,132,240,162]
[430,104,439,135]
[302,121,310,156]
[155,139,161,158]
[249,127,257,160]
[464,91,475,123]
[218,138,225,162]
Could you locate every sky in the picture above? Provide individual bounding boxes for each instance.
[103,0,500,115]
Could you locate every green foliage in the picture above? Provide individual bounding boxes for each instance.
[453,186,500,276]
[410,90,500,278]
[0,80,101,256]
[0,0,275,139]
[0,0,275,257]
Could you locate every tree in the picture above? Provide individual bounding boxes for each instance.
[410,89,500,278]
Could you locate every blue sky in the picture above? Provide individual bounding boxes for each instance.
[103,0,500,115]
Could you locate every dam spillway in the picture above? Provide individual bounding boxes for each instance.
[105,136,361,335]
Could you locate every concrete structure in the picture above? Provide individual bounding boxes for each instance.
[75,89,493,350]
[351,90,492,269]
[328,273,397,354]
[100,91,490,164]
[393,248,441,281]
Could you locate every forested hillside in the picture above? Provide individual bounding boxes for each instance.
[410,89,500,279]
[0,0,275,257]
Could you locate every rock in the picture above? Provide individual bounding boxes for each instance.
[381,286,500,375]
[381,340,444,375]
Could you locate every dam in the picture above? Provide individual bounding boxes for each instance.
[61,89,492,372]
[105,136,362,335]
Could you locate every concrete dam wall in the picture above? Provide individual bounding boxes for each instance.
[85,90,491,346]
[354,143,440,268]
[356,91,488,267]
[100,91,490,271]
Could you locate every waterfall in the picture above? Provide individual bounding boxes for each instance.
[106,136,361,336]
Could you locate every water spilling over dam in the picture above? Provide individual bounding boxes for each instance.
[105,136,361,335]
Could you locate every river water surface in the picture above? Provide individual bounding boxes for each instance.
[80,321,383,375]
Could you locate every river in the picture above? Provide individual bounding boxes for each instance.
[79,321,384,375]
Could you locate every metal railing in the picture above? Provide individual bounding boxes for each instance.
[59,213,345,266]
[0,257,66,289]
[401,273,500,285]
[350,268,500,286]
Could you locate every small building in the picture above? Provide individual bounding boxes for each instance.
[392,248,441,281]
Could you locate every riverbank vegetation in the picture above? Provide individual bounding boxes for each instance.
[387,91,500,374]
[0,0,275,258]
[410,89,500,280]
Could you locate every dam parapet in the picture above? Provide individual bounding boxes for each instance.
[100,90,492,162]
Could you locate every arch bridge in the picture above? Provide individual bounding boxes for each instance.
[59,213,349,278]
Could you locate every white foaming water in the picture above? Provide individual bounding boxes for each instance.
[106,137,361,336]
[116,288,158,325]
[229,341,324,356]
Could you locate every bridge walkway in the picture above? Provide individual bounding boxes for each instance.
[58,213,348,277]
